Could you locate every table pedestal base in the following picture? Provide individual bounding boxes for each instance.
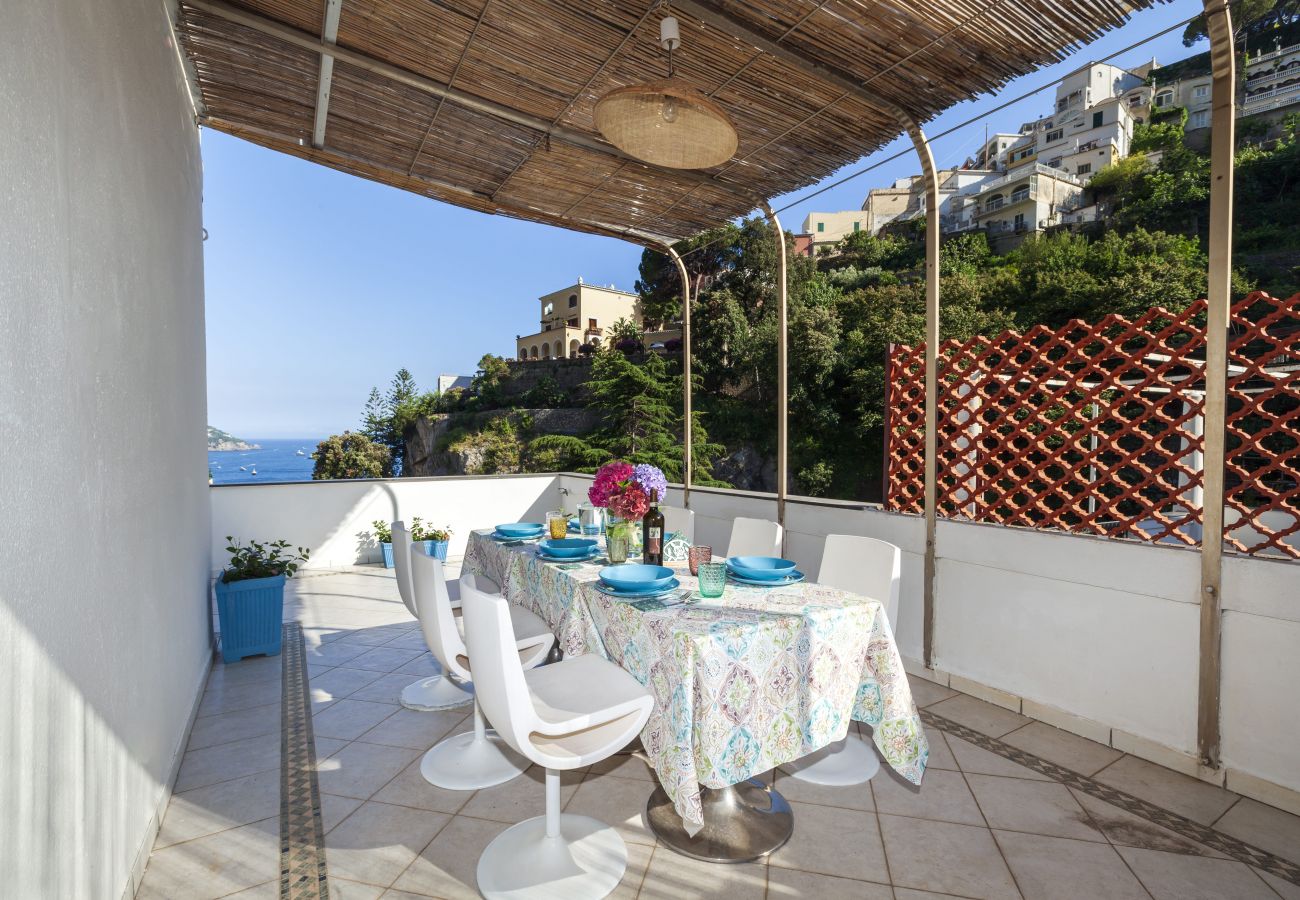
[645,777,793,863]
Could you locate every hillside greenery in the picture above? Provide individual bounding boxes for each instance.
[333,105,1299,500]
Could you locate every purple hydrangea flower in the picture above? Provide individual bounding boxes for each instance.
[632,463,667,502]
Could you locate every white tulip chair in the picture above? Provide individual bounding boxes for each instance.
[461,581,653,900]
[726,516,784,558]
[783,534,901,785]
[410,549,555,789]
[392,521,470,710]
[660,505,695,543]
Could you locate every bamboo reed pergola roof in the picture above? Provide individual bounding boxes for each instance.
[173,0,1166,247]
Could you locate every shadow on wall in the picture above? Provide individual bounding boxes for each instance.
[0,602,187,898]
[209,475,565,573]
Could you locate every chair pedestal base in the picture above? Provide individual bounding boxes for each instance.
[476,814,628,900]
[400,674,474,711]
[781,734,880,786]
[646,777,793,863]
[420,730,528,790]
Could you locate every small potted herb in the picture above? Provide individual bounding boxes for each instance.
[215,537,309,663]
[412,519,453,561]
[372,520,395,568]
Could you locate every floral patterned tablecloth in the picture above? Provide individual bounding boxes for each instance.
[465,529,928,833]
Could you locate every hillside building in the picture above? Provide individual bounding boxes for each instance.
[516,280,641,361]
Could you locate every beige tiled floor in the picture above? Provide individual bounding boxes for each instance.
[140,567,1300,899]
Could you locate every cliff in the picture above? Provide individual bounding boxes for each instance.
[405,408,600,477]
[207,426,259,451]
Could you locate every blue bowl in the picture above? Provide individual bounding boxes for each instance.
[599,563,675,593]
[538,538,599,558]
[726,556,798,580]
[496,522,544,537]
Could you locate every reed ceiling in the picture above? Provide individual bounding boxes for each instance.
[175,0,1165,246]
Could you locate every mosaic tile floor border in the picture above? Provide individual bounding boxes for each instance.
[922,709,1300,887]
[280,623,329,899]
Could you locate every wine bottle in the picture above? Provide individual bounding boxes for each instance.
[642,503,665,566]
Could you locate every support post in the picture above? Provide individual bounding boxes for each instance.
[665,245,694,507]
[1197,0,1236,770]
[311,0,343,148]
[761,202,789,535]
[906,122,941,670]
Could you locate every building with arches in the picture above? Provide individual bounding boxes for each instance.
[515,280,642,361]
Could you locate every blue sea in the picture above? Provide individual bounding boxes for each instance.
[209,438,323,485]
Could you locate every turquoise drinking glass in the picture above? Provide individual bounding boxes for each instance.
[698,561,727,598]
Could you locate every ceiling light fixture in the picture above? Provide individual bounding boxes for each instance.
[594,14,738,170]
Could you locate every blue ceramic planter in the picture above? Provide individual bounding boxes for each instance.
[428,539,449,561]
[214,573,285,663]
[380,542,395,568]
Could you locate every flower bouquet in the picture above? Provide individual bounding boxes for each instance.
[588,461,666,562]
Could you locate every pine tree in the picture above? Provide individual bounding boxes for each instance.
[587,349,683,477]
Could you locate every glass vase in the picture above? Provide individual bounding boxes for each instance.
[606,517,634,564]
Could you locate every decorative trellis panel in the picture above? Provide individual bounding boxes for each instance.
[885,292,1299,558]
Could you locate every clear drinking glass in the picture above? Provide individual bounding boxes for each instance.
[606,519,632,564]
[697,561,727,598]
[688,545,713,576]
[578,502,604,536]
[547,510,568,540]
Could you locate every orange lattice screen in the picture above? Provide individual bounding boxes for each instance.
[885,292,1299,558]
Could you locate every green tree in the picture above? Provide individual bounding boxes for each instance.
[606,317,643,347]
[360,368,436,475]
[587,350,679,469]
[312,431,389,480]
[470,354,511,408]
[521,375,566,409]
[1182,0,1298,46]
[940,232,992,277]
[635,223,743,326]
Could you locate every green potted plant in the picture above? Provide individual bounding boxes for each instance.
[412,519,453,561]
[215,537,309,663]
[372,519,395,568]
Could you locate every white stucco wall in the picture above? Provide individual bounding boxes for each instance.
[0,2,210,897]
[210,475,566,571]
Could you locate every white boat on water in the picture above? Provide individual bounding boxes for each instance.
[295,449,306,456]
[239,465,247,471]
[250,467,258,476]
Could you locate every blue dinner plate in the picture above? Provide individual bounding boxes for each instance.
[536,547,600,562]
[726,556,798,580]
[599,563,675,592]
[728,569,806,587]
[538,538,599,558]
[594,577,681,599]
[491,530,541,542]
[495,522,545,537]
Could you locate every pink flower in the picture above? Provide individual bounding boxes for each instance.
[609,483,650,521]
[588,461,634,507]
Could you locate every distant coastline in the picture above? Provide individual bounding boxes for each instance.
[208,437,319,484]
[208,425,260,452]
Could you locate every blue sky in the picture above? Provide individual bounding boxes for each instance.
[205,0,1202,439]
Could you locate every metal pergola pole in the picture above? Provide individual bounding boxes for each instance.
[1197,0,1236,769]
[665,244,693,508]
[906,122,942,670]
[761,202,789,535]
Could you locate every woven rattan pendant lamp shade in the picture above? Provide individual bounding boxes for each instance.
[593,16,737,169]
[595,78,737,169]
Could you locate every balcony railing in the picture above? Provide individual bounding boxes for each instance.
[1241,80,1300,114]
